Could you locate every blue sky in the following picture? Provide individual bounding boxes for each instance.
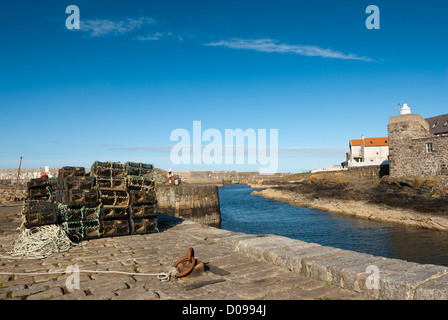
[0,0,447,173]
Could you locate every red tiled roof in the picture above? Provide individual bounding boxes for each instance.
[350,137,388,147]
[364,137,389,146]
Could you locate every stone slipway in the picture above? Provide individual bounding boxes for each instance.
[1,203,447,300]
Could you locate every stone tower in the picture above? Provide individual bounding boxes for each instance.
[388,104,448,179]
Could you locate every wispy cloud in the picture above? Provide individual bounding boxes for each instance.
[204,38,372,62]
[134,31,173,41]
[81,17,156,37]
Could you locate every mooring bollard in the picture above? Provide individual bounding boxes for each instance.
[173,247,207,279]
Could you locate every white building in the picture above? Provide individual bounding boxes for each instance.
[346,135,389,167]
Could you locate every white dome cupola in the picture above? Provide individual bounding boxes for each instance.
[400,103,411,115]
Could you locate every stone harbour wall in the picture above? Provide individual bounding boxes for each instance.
[155,185,221,226]
[214,232,448,300]
[175,170,286,185]
[348,164,390,179]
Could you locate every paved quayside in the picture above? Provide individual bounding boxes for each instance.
[0,203,446,300]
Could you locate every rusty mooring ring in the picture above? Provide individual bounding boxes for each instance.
[173,247,196,278]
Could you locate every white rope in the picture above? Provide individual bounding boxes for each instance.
[0,224,78,260]
[0,267,179,282]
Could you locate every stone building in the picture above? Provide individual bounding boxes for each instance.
[387,104,448,180]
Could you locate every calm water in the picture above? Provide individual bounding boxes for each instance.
[218,184,448,267]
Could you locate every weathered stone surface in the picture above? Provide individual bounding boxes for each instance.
[305,251,375,284]
[379,264,448,300]
[339,257,400,295]
[84,279,129,295]
[289,246,345,275]
[26,287,64,300]
[112,288,160,300]
[11,282,51,298]
[414,273,448,300]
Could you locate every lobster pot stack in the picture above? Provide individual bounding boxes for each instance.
[20,161,158,242]
[57,167,101,241]
[27,176,57,201]
[126,162,158,235]
[22,177,59,229]
[91,161,131,238]
[90,161,158,237]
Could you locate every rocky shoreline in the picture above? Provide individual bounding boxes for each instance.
[249,172,448,232]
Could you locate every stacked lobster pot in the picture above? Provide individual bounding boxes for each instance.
[91,161,131,238]
[22,176,59,229]
[56,167,101,241]
[27,176,58,202]
[125,162,158,235]
[91,161,158,237]
[21,161,158,242]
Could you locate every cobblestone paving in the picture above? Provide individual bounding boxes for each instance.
[0,203,374,300]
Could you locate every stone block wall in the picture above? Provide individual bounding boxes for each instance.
[348,164,390,179]
[388,114,448,181]
[175,171,285,185]
[155,185,221,226]
[408,136,448,178]
[0,180,26,203]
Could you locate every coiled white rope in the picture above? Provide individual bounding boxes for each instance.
[0,224,77,260]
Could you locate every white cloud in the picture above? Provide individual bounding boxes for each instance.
[134,31,173,41]
[205,38,372,62]
[81,17,156,37]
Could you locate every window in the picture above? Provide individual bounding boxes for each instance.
[432,123,437,128]
[444,121,448,127]
[426,143,433,153]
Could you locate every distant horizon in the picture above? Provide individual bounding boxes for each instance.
[0,163,300,174]
[0,164,299,176]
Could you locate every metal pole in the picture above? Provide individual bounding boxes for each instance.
[13,156,22,201]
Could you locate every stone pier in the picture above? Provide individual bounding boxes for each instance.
[155,185,221,226]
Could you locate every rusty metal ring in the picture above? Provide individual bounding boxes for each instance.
[173,248,196,278]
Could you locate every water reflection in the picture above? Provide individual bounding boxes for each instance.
[218,184,448,267]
